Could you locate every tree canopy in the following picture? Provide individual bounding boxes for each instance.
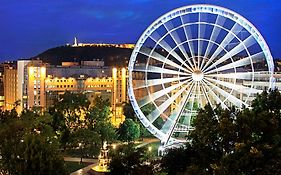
[118,118,140,142]
[161,89,281,175]
[0,110,67,175]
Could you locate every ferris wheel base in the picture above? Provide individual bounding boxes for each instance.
[158,140,189,156]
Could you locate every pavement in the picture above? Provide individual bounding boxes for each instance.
[135,138,160,148]
[64,157,97,163]
[64,157,98,175]
[70,163,97,175]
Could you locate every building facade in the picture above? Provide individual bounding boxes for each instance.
[3,59,127,126]
[4,63,18,111]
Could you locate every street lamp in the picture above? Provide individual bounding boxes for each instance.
[112,144,116,150]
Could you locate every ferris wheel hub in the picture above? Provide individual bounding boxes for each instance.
[192,70,204,81]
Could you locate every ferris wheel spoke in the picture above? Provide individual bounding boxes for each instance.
[201,15,227,69]
[134,65,189,76]
[134,76,189,89]
[205,51,264,74]
[204,79,248,108]
[197,13,202,68]
[198,82,205,108]
[202,23,243,71]
[205,72,253,80]
[148,34,192,71]
[161,82,195,140]
[139,47,193,73]
[180,16,197,67]
[205,72,254,80]
[203,35,256,73]
[202,80,229,109]
[163,22,195,71]
[205,77,261,94]
[201,81,215,109]
[183,83,197,125]
[206,71,271,80]
[201,15,222,69]
[147,81,192,123]
[138,79,192,108]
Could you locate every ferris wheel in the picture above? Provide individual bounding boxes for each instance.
[128,4,274,148]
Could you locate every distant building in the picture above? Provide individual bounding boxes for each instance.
[70,37,135,49]
[4,63,18,111]
[0,64,4,110]
[17,60,31,111]
[3,59,127,126]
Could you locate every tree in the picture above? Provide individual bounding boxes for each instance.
[86,96,117,143]
[49,92,117,152]
[109,144,155,175]
[118,119,140,142]
[122,102,152,138]
[160,90,281,175]
[16,134,67,175]
[49,91,90,132]
[0,110,67,175]
[122,102,135,120]
[69,128,101,158]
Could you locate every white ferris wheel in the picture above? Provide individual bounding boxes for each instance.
[128,4,274,148]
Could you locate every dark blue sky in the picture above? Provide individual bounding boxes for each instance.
[0,0,280,61]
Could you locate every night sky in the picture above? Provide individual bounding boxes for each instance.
[0,0,281,61]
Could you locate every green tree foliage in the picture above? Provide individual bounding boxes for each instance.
[123,102,135,120]
[69,128,101,157]
[49,92,117,157]
[161,90,281,175]
[0,110,67,175]
[118,118,140,142]
[123,102,152,138]
[86,96,117,143]
[49,91,90,132]
[109,144,155,175]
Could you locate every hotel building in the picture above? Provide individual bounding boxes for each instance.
[3,59,127,126]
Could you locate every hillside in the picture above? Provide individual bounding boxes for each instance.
[33,45,133,67]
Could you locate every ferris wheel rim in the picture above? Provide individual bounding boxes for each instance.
[128,4,274,143]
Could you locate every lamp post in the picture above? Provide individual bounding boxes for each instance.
[79,143,82,164]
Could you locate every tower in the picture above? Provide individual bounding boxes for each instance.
[73,37,78,47]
